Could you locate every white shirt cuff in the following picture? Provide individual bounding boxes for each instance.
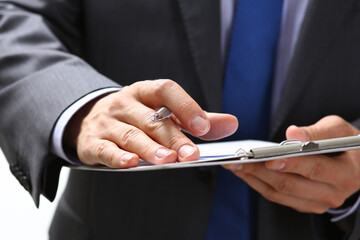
[51,87,121,163]
[327,194,360,222]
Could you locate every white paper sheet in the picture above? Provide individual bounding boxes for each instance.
[70,140,277,172]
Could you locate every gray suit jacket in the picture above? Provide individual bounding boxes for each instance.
[1,0,360,239]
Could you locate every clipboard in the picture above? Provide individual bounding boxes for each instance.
[69,135,360,172]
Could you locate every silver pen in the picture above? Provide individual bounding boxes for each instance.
[152,106,173,122]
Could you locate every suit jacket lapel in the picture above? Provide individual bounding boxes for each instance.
[177,0,222,112]
[270,0,356,139]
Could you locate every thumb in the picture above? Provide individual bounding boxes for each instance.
[285,115,359,141]
[285,125,311,141]
[199,112,238,140]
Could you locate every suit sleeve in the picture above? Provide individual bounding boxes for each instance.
[0,0,119,206]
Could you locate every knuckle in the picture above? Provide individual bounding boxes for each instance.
[121,85,131,92]
[328,115,345,125]
[243,163,260,175]
[78,140,95,164]
[320,115,344,128]
[308,162,325,180]
[144,120,163,134]
[91,114,110,130]
[105,96,131,115]
[177,100,195,113]
[324,115,343,123]
[317,192,343,209]
[95,141,109,162]
[273,178,293,193]
[108,97,127,113]
[324,115,354,135]
[123,84,139,95]
[153,79,177,95]
[167,134,185,149]
[142,143,155,157]
[328,197,344,209]
[107,149,119,167]
[120,127,142,147]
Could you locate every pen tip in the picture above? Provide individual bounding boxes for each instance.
[152,114,159,122]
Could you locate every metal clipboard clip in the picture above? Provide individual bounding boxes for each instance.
[235,134,360,161]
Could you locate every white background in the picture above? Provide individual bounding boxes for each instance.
[0,140,275,239]
[0,149,69,240]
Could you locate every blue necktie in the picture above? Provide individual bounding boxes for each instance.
[205,1,283,239]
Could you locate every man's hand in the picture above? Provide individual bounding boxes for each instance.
[224,115,360,213]
[63,79,238,168]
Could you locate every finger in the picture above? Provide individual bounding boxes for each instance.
[114,102,200,162]
[80,139,139,168]
[131,79,210,136]
[265,153,360,190]
[223,166,330,213]
[106,120,183,164]
[193,112,238,140]
[265,155,334,183]
[224,163,344,209]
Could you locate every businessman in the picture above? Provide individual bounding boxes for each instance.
[1,0,360,239]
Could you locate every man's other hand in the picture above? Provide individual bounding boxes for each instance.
[224,115,360,213]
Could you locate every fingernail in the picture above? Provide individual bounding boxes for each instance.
[267,160,286,170]
[190,115,210,134]
[120,153,135,163]
[228,164,243,171]
[156,148,173,159]
[179,145,196,158]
